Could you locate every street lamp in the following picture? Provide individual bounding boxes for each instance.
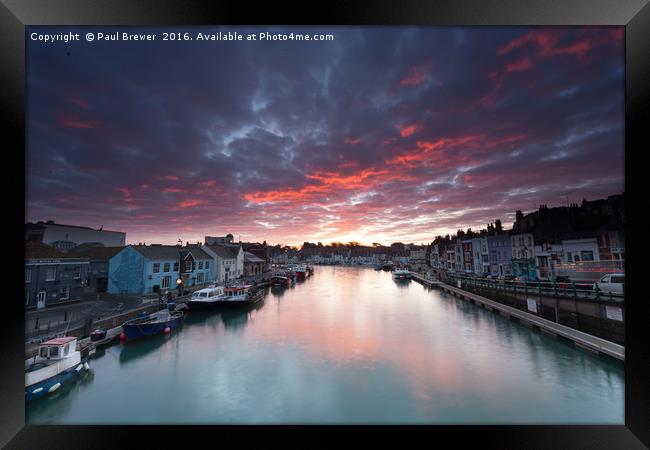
[176,277,183,296]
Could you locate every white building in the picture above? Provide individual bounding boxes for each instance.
[561,238,600,264]
[533,243,564,281]
[202,244,244,284]
[27,221,126,251]
[471,237,490,275]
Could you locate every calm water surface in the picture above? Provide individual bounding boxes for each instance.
[27,266,624,424]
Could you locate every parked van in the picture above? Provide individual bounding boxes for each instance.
[593,273,625,297]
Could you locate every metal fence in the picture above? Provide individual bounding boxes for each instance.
[447,274,624,345]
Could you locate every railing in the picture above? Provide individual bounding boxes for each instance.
[445,274,625,345]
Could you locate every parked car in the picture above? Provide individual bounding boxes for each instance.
[594,273,625,297]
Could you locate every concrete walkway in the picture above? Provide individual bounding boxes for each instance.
[409,272,624,361]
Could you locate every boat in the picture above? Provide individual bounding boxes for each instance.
[121,309,184,341]
[294,266,307,280]
[89,326,122,347]
[187,286,226,311]
[271,275,291,288]
[393,268,411,280]
[306,265,314,276]
[25,337,91,401]
[381,261,395,271]
[220,284,265,307]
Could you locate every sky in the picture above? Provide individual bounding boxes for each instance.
[26,26,625,247]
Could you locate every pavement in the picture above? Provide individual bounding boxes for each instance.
[24,271,276,342]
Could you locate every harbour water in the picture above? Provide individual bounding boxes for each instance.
[26,266,624,424]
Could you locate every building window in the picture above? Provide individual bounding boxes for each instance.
[153,263,160,273]
[46,268,56,282]
[185,261,192,271]
[581,251,594,261]
[205,261,209,269]
[72,266,81,279]
[174,262,179,272]
[161,276,171,289]
[25,289,29,306]
[199,261,203,270]
[60,287,70,300]
[164,262,170,273]
[197,272,204,283]
[25,268,31,283]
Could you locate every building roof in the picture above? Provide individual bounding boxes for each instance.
[204,244,239,259]
[29,221,125,234]
[243,252,265,263]
[67,245,125,261]
[132,245,185,260]
[25,241,67,259]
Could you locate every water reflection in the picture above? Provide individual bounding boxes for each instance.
[26,266,624,424]
[221,300,265,329]
[119,333,177,365]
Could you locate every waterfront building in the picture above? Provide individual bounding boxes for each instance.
[454,241,464,273]
[66,244,124,292]
[461,240,473,273]
[107,245,213,294]
[242,242,271,272]
[202,243,244,283]
[560,238,600,264]
[243,251,265,276]
[510,231,536,279]
[470,236,489,275]
[25,220,126,251]
[408,246,428,272]
[533,242,564,281]
[25,242,90,309]
[486,232,512,277]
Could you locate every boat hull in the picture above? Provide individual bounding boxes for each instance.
[122,315,183,341]
[216,291,265,308]
[25,357,89,402]
[187,300,225,311]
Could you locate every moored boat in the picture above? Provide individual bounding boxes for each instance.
[25,337,91,401]
[294,266,307,280]
[122,309,184,341]
[89,327,122,347]
[220,284,265,307]
[187,286,226,311]
[271,275,291,288]
[381,261,395,271]
[393,268,411,280]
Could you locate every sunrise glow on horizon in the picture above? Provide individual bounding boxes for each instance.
[26,26,624,247]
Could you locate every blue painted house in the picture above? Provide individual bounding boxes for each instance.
[108,245,213,294]
[486,233,512,276]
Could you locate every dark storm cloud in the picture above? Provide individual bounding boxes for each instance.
[26,26,624,245]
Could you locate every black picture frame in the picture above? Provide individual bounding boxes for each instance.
[2,0,648,447]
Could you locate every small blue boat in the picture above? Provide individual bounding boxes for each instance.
[122,309,184,341]
[25,337,92,402]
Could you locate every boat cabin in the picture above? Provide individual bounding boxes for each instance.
[37,337,77,361]
[191,286,225,300]
[224,285,252,298]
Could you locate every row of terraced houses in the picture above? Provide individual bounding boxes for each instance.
[428,193,625,282]
[25,225,269,309]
